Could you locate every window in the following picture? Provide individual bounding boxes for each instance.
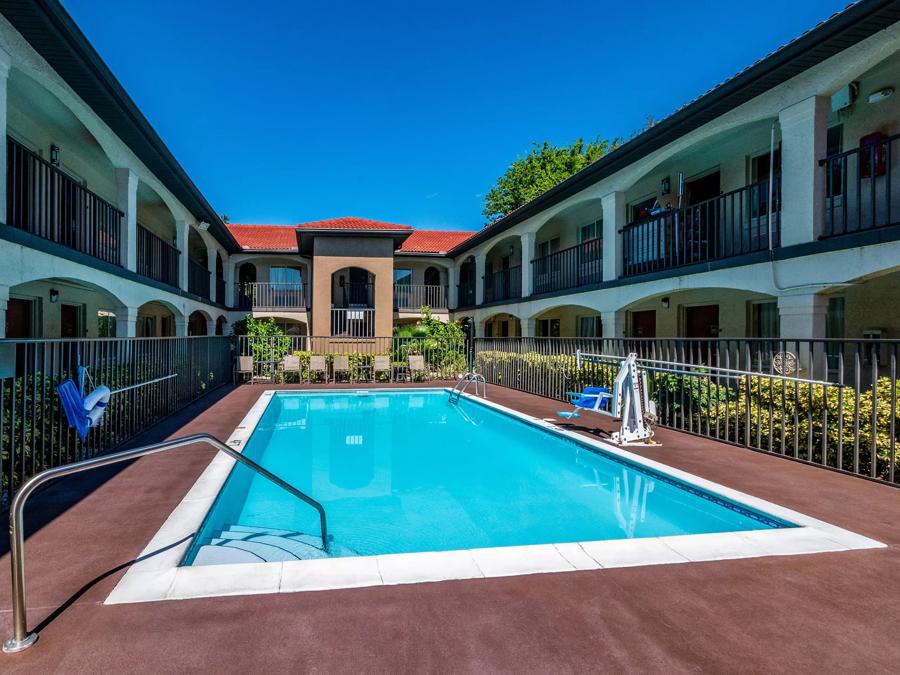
[394,269,412,284]
[750,302,779,338]
[98,311,116,338]
[536,318,560,337]
[629,196,657,223]
[138,315,156,337]
[579,220,602,264]
[269,267,302,285]
[537,237,560,259]
[579,220,600,243]
[826,296,845,373]
[535,237,561,277]
[577,315,602,338]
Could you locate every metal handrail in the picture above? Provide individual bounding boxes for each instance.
[449,372,488,402]
[3,432,328,654]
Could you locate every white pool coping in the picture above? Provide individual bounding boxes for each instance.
[106,387,885,605]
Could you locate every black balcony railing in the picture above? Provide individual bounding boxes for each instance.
[136,223,180,288]
[483,265,522,303]
[394,284,448,310]
[821,132,899,238]
[457,280,476,308]
[215,277,226,305]
[334,282,372,308]
[532,240,602,294]
[188,259,210,298]
[236,282,306,310]
[622,178,780,277]
[331,308,375,337]
[7,137,123,266]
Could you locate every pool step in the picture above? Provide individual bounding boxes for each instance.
[192,524,353,566]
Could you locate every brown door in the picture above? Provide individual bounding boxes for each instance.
[631,310,656,338]
[6,298,33,338]
[60,304,81,338]
[684,304,720,363]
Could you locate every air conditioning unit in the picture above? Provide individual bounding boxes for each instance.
[831,82,859,112]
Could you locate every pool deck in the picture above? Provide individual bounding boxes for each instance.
[2,382,900,673]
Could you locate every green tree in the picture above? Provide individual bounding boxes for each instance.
[482,137,621,223]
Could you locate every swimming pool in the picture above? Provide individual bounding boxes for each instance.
[182,389,790,565]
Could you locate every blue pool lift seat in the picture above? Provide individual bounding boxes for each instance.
[558,387,611,420]
[57,373,111,441]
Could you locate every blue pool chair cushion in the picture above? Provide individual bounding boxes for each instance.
[57,379,91,441]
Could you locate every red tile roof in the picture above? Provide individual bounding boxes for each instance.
[226,224,299,251]
[398,229,477,254]
[295,217,412,231]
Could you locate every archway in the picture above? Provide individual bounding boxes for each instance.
[482,312,521,338]
[188,310,210,336]
[424,266,441,286]
[7,277,127,339]
[136,181,179,287]
[483,236,523,302]
[136,301,180,337]
[530,304,602,338]
[215,315,228,336]
[331,267,375,336]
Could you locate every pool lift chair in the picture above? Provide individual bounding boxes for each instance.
[558,352,657,446]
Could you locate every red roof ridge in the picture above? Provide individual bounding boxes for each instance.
[296,216,412,231]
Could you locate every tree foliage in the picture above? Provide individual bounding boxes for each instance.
[482,137,621,223]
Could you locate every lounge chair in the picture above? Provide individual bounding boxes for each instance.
[309,355,328,383]
[333,355,351,382]
[234,355,254,384]
[557,387,611,420]
[282,355,301,383]
[408,354,426,382]
[374,355,392,382]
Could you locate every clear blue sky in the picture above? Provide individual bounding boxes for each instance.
[62,0,850,231]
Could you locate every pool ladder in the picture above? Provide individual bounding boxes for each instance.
[449,373,487,403]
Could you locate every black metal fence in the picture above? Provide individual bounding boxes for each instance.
[137,223,180,288]
[0,336,232,508]
[188,260,210,299]
[474,337,900,485]
[483,266,522,303]
[532,240,602,294]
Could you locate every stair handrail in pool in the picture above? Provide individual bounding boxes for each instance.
[449,373,488,402]
[2,432,328,655]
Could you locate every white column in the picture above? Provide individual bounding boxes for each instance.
[779,96,829,246]
[115,306,139,337]
[778,292,828,377]
[520,231,534,297]
[176,219,189,292]
[206,319,216,336]
[601,310,626,339]
[447,264,459,309]
[0,283,9,339]
[174,317,188,336]
[0,47,11,223]
[474,253,486,305]
[115,168,139,271]
[224,257,236,307]
[601,191,626,281]
[206,246,217,301]
[521,317,536,338]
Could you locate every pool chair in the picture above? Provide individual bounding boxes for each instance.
[234,356,254,384]
[308,355,328,383]
[281,355,301,383]
[333,355,351,382]
[373,355,392,382]
[408,354,426,382]
[558,387,611,420]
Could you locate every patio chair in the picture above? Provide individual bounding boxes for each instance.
[234,356,253,384]
[333,355,351,383]
[282,355,301,383]
[374,355,392,382]
[308,355,328,383]
[408,354,426,382]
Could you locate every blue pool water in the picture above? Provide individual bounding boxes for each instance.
[184,390,791,564]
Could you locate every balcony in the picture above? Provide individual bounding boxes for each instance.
[331,308,375,337]
[7,136,123,266]
[821,132,900,238]
[531,240,602,295]
[621,178,780,277]
[457,280,476,308]
[188,259,210,298]
[137,223,180,287]
[236,282,306,310]
[483,265,522,303]
[394,284,448,311]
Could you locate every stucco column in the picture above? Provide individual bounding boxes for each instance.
[0,283,9,339]
[115,168,139,272]
[0,47,11,224]
[116,306,139,337]
[224,257,236,307]
[520,231,534,297]
[521,318,536,338]
[206,246,218,302]
[601,191,625,281]
[474,253,486,305]
[447,264,459,309]
[778,292,828,377]
[206,319,216,336]
[175,219,190,292]
[601,310,626,341]
[174,317,188,336]
[779,96,829,246]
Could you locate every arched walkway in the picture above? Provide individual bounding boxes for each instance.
[137,300,182,337]
[7,277,127,339]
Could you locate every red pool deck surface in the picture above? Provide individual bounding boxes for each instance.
[2,382,900,674]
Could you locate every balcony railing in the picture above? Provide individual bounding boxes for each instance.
[6,137,123,266]
[188,259,210,298]
[394,284,448,310]
[236,282,306,310]
[334,282,372,308]
[215,277,226,305]
[622,178,780,277]
[457,280,476,308]
[331,308,375,337]
[531,240,602,295]
[136,223,180,288]
[483,265,522,303]
[821,132,899,238]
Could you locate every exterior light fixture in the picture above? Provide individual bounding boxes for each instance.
[49,289,60,303]
[867,87,893,104]
[50,144,60,166]
[660,176,671,194]
[661,296,670,309]
[197,221,211,231]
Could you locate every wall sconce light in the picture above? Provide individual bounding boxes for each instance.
[49,289,60,304]
[197,221,211,231]
[50,144,60,167]
[661,296,670,309]
[660,176,671,194]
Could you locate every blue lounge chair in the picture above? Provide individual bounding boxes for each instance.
[558,386,611,420]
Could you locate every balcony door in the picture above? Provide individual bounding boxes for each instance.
[685,171,721,261]
[60,304,85,338]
